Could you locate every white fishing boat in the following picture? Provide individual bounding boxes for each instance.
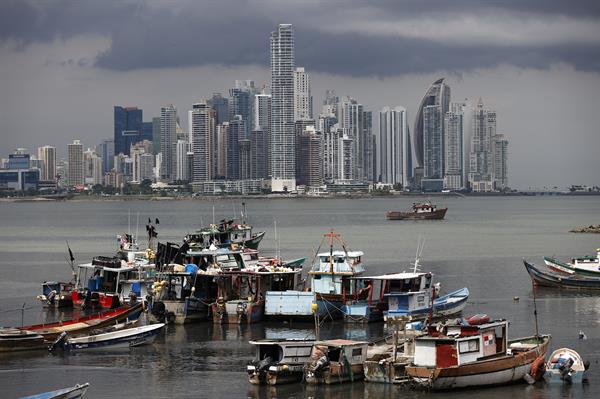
[544,347,589,383]
[544,248,600,277]
[49,323,165,351]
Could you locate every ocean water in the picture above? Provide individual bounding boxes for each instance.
[0,196,599,398]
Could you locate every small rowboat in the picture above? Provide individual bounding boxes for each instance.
[50,323,165,351]
[523,260,600,289]
[20,383,90,399]
[544,348,589,383]
[0,329,46,352]
[19,302,142,341]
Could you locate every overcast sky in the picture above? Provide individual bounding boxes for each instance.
[1,0,599,189]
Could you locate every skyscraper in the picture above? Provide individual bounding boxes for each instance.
[229,80,257,137]
[152,117,161,154]
[338,96,372,181]
[413,78,451,171]
[378,106,410,187]
[254,91,271,177]
[227,115,245,180]
[160,105,177,181]
[114,106,143,156]
[492,134,509,190]
[423,105,443,179]
[216,122,229,179]
[270,24,296,191]
[67,140,83,186]
[296,126,323,187]
[37,145,56,181]
[189,102,216,183]
[175,139,189,182]
[294,67,312,120]
[444,104,464,190]
[469,98,496,187]
[208,93,230,126]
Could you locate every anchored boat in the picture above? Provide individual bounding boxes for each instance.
[50,323,165,351]
[21,383,90,399]
[386,202,447,220]
[247,339,314,385]
[524,260,600,289]
[0,328,46,352]
[544,247,600,277]
[544,347,589,383]
[304,339,369,384]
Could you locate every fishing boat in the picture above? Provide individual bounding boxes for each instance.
[544,248,600,277]
[524,260,600,289]
[49,323,165,351]
[544,348,589,383]
[19,302,142,341]
[304,339,369,384]
[0,328,46,352]
[265,230,366,320]
[21,383,90,399]
[386,202,447,220]
[404,319,551,390]
[37,281,75,308]
[247,339,314,385]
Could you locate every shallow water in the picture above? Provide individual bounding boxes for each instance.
[1,196,599,398]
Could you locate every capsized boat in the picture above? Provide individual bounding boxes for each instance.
[404,319,550,390]
[20,383,90,399]
[386,202,447,220]
[544,247,600,277]
[544,348,589,383]
[304,339,369,384]
[49,323,165,351]
[0,328,46,352]
[19,302,142,341]
[247,339,314,385]
[524,260,600,289]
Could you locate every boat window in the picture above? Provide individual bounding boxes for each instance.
[458,339,479,354]
[258,344,283,362]
[352,348,362,357]
[328,347,341,362]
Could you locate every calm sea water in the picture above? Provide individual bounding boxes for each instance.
[1,196,599,398]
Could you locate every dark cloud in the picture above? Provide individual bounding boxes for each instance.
[1,0,600,77]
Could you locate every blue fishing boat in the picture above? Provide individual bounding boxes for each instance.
[20,383,90,399]
[524,260,600,289]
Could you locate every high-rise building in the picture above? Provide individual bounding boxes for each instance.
[469,98,496,186]
[208,93,230,126]
[152,117,161,154]
[378,106,410,187]
[216,123,229,179]
[270,23,296,191]
[239,139,252,180]
[254,91,271,177]
[444,104,464,190]
[413,78,451,171]
[91,155,103,185]
[339,134,353,181]
[294,67,312,120]
[294,119,315,183]
[492,134,509,190]
[37,145,56,181]
[114,106,143,156]
[338,96,372,181]
[250,128,269,179]
[160,104,177,181]
[227,115,245,180]
[322,127,342,182]
[190,102,216,183]
[67,140,84,186]
[175,139,189,182]
[296,126,323,187]
[229,80,257,136]
[423,105,443,179]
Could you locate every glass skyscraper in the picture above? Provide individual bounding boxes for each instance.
[114,106,143,156]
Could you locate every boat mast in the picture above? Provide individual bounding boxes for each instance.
[531,280,540,337]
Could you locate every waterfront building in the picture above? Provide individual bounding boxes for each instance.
[378,106,410,188]
[208,93,230,126]
[230,80,257,136]
[160,104,177,181]
[239,139,252,180]
[338,96,373,182]
[323,126,341,182]
[444,104,464,190]
[270,23,296,192]
[152,117,161,154]
[114,106,143,156]
[227,115,245,180]
[250,129,269,179]
[67,140,84,186]
[492,134,509,190]
[0,169,39,191]
[192,179,265,195]
[413,78,451,173]
[37,145,56,181]
[296,126,323,187]
[339,134,354,181]
[104,170,123,188]
[175,139,189,182]
[423,105,443,180]
[294,119,316,183]
[294,67,313,120]
[254,91,271,177]
[8,149,30,170]
[469,98,496,187]
[216,123,229,179]
[190,102,216,183]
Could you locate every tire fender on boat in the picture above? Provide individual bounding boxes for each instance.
[530,355,545,381]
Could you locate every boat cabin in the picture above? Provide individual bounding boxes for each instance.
[305,339,370,384]
[309,250,366,296]
[186,220,255,249]
[247,339,315,384]
[412,202,437,213]
[185,248,248,271]
[412,320,508,368]
[384,272,435,319]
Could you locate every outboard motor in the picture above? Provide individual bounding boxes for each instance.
[312,355,330,375]
[559,357,575,383]
[48,331,68,353]
[236,301,247,323]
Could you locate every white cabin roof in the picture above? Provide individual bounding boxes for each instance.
[317,250,363,258]
[354,272,429,280]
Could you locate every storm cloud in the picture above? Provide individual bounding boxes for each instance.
[1,0,600,77]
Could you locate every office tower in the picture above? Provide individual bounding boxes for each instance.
[239,139,252,180]
[67,140,84,186]
[37,145,56,181]
[296,126,323,187]
[83,148,96,183]
[492,134,509,189]
[469,98,496,187]
[229,80,256,136]
[339,134,353,181]
[114,106,143,156]
[294,67,313,120]
[363,110,374,181]
[208,93,230,126]
[423,105,443,179]
[414,78,451,170]
[254,91,271,177]
[175,139,189,182]
[250,129,269,179]
[142,121,153,142]
[160,104,177,180]
[294,119,315,183]
[378,106,410,187]
[216,123,229,179]
[189,102,216,182]
[270,23,296,191]
[8,149,30,169]
[98,140,114,174]
[91,155,103,185]
[444,104,464,190]
[152,117,161,154]
[338,96,372,181]
[227,115,245,180]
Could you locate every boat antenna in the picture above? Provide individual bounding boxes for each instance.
[413,237,425,274]
[65,240,76,277]
[242,202,247,225]
[531,279,540,337]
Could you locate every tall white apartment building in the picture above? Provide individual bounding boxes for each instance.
[293,67,312,120]
[378,106,410,187]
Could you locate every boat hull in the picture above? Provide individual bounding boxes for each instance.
[305,363,365,385]
[0,330,47,352]
[386,208,447,220]
[65,324,164,351]
[212,300,264,324]
[524,260,600,289]
[385,288,469,321]
[21,383,90,399]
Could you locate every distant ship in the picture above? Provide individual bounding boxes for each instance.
[386,202,447,220]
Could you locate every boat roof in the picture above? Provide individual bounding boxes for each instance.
[314,339,369,347]
[77,263,155,272]
[249,339,315,345]
[352,272,430,280]
[187,248,243,256]
[317,250,363,258]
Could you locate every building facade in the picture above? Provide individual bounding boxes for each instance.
[37,145,56,181]
[378,106,410,188]
[160,104,177,181]
[294,67,313,120]
[190,102,216,183]
[67,140,84,186]
[114,106,143,156]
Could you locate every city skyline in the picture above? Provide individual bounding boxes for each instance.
[1,1,600,189]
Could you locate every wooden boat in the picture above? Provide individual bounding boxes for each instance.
[49,323,165,351]
[544,347,589,383]
[0,328,46,352]
[19,302,142,341]
[20,383,89,399]
[304,339,369,384]
[524,260,600,289]
[544,248,600,277]
[247,339,314,385]
[386,202,447,220]
[404,319,551,390]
